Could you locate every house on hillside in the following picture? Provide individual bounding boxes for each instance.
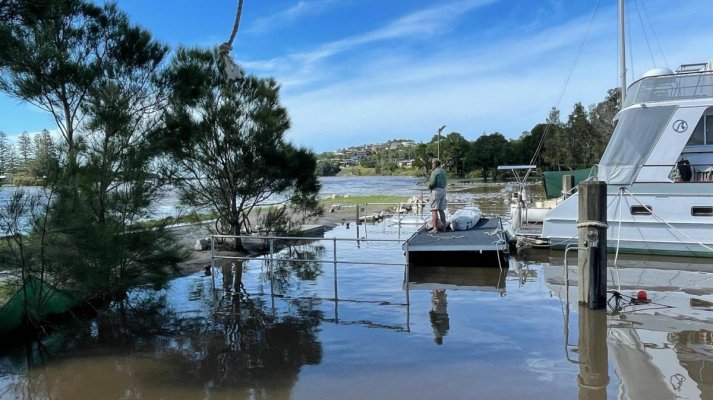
[397,159,414,168]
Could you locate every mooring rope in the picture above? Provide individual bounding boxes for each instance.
[575,220,609,229]
[610,189,624,292]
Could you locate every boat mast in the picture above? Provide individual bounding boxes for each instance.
[619,0,626,101]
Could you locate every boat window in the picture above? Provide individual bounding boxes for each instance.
[691,206,713,216]
[597,106,677,185]
[626,72,713,105]
[686,115,713,145]
[630,205,652,215]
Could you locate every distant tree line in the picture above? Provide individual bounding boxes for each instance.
[317,89,619,179]
[0,129,57,184]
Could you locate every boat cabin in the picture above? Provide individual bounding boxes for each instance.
[597,62,713,185]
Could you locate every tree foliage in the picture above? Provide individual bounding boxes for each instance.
[159,48,321,246]
[0,0,184,304]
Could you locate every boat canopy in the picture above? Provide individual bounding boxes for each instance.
[542,168,593,199]
[597,106,677,185]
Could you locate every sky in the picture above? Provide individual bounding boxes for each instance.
[2,0,713,153]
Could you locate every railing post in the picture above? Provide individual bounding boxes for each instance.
[404,241,410,332]
[269,237,275,312]
[210,236,215,269]
[333,237,339,323]
[562,174,574,199]
[210,236,215,289]
[269,237,274,275]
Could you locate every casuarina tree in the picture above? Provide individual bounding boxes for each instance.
[159,48,321,249]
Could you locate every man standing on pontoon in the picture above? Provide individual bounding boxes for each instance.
[428,158,447,233]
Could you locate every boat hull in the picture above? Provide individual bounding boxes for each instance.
[540,183,713,257]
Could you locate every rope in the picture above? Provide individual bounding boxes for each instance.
[219,0,244,80]
[639,0,668,69]
[611,188,623,292]
[576,221,608,229]
[632,0,656,67]
[528,0,602,166]
[426,234,466,240]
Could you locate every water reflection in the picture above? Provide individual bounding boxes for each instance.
[429,289,449,345]
[407,265,507,295]
[407,266,511,346]
[1,259,324,399]
[4,210,713,398]
[576,306,609,400]
[543,250,713,399]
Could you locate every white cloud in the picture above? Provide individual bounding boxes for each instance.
[270,0,713,152]
[247,0,342,34]
[245,0,501,89]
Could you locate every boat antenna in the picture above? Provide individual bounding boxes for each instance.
[219,0,244,80]
[619,0,626,100]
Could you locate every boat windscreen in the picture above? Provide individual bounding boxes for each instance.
[597,106,676,184]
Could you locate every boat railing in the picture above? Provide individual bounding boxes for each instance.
[641,161,713,182]
[624,70,713,107]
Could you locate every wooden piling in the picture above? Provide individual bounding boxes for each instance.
[577,181,607,309]
[577,306,609,398]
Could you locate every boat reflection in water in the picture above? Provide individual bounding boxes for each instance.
[543,251,713,399]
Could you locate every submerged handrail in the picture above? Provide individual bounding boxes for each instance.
[210,234,409,269]
[209,233,413,331]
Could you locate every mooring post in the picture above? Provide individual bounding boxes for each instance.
[562,174,574,198]
[577,181,608,309]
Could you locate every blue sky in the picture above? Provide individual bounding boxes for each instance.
[2,0,713,153]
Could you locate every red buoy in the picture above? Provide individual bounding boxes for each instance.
[637,290,648,300]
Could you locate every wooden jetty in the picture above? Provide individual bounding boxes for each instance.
[404,217,509,266]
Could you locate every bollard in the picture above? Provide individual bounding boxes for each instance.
[577,181,607,308]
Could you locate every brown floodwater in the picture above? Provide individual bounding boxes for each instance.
[1,179,712,399]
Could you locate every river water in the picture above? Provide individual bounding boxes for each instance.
[1,177,712,399]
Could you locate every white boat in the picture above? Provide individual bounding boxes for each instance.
[540,63,713,257]
[498,165,563,242]
[535,0,713,257]
[388,213,429,225]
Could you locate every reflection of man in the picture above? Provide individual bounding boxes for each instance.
[429,289,450,345]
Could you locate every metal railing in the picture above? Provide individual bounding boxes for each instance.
[209,233,414,330]
[210,234,408,267]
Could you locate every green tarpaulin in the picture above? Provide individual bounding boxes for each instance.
[542,168,594,199]
[0,276,80,335]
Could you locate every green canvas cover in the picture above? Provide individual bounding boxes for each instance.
[542,168,593,199]
[0,276,80,335]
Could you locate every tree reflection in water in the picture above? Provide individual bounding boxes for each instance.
[1,245,326,398]
[263,243,325,295]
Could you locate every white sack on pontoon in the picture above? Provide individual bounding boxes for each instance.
[449,207,481,231]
